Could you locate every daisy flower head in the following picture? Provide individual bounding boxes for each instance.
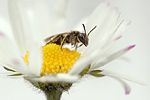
[0,0,141,100]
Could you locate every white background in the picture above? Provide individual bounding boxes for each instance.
[0,0,149,100]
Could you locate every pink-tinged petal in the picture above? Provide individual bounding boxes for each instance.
[112,76,131,94]
[125,84,131,94]
[91,45,136,69]
[100,20,124,45]
[90,20,123,55]
[84,2,121,56]
[124,45,135,51]
[86,20,124,63]
[112,20,132,39]
[112,7,119,12]
[107,2,110,6]
[126,20,132,26]
[12,59,21,65]
[0,32,4,36]
[11,58,32,75]
[111,20,124,39]
[115,35,122,40]
[0,16,13,40]
[0,32,32,75]
[98,70,131,94]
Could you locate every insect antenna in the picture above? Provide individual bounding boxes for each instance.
[88,26,97,36]
[82,24,87,35]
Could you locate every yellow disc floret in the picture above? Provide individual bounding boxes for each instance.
[23,43,81,76]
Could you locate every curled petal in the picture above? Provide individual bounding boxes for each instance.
[100,69,146,85]
[100,70,131,94]
[116,79,131,94]
[111,76,131,94]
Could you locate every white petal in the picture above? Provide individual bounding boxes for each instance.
[97,20,131,52]
[73,17,88,31]
[29,75,59,83]
[52,0,68,33]
[86,2,110,32]
[105,20,124,41]
[68,45,135,77]
[100,69,146,85]
[112,20,131,39]
[85,3,110,54]
[91,45,135,69]
[68,57,91,75]
[84,21,130,64]
[27,73,79,83]
[86,21,131,64]
[56,73,79,82]
[8,0,33,55]
[0,16,13,40]
[0,33,31,75]
[28,41,43,76]
[69,48,108,76]
[33,0,52,40]
[5,58,31,75]
[84,3,120,56]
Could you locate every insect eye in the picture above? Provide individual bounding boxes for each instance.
[79,34,84,42]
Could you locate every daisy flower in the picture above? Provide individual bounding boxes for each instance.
[0,0,142,100]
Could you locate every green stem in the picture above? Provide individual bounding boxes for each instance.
[44,90,63,100]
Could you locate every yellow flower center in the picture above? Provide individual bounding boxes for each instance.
[23,43,81,76]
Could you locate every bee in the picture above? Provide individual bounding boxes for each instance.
[45,24,97,49]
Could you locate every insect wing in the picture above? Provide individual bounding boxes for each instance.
[45,33,70,44]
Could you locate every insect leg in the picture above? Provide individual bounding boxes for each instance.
[46,41,52,45]
[78,44,83,48]
[60,35,68,50]
[75,37,78,50]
